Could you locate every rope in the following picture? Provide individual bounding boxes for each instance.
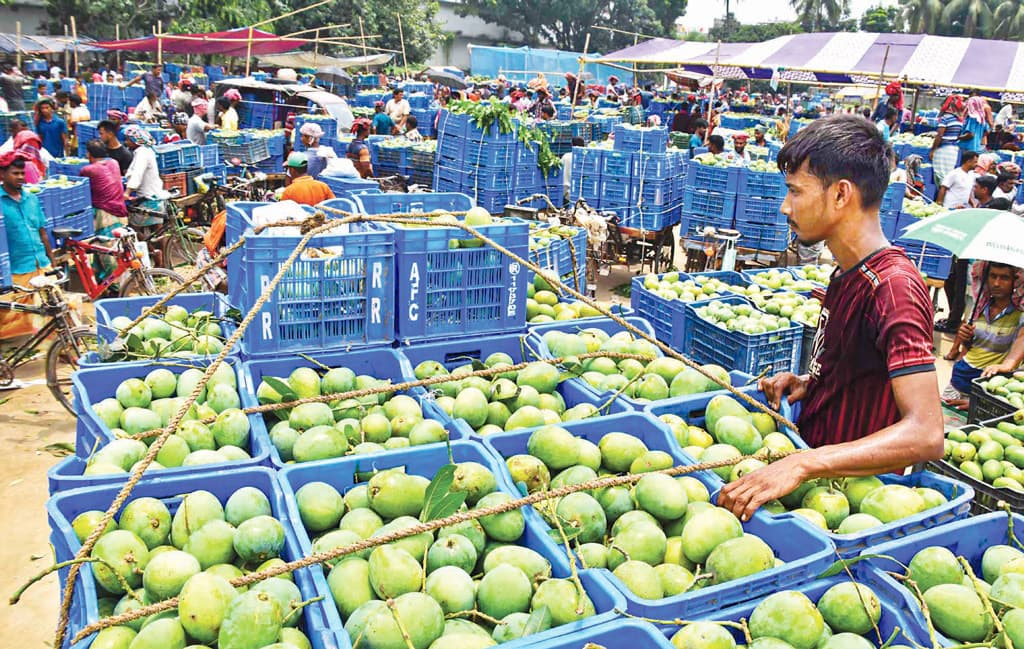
[52,214,364,649]
[70,447,803,644]
[119,352,659,443]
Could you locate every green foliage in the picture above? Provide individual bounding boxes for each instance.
[859,4,903,31]
[455,0,680,52]
[790,0,853,31]
[711,19,804,42]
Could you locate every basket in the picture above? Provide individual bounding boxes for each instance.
[218,138,270,164]
[682,188,736,220]
[685,161,742,193]
[737,167,787,198]
[231,214,395,356]
[682,294,803,375]
[968,376,1019,424]
[92,291,236,349]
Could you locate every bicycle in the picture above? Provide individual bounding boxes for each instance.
[0,269,97,414]
[52,226,191,299]
[127,191,206,270]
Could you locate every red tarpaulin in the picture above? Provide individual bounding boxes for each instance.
[92,28,304,57]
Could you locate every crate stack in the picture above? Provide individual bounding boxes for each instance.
[409,141,436,187]
[372,139,416,177]
[238,101,277,130]
[250,130,286,173]
[588,112,623,138]
[212,130,272,175]
[878,182,907,239]
[0,216,10,288]
[154,141,202,195]
[682,160,742,235]
[732,165,790,252]
[28,176,93,245]
[49,157,89,177]
[433,111,551,214]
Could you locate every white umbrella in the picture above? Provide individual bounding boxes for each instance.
[899,208,1024,268]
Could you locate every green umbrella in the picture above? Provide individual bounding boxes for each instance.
[898,208,1024,268]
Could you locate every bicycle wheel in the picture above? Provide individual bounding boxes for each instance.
[119,267,194,297]
[164,226,205,269]
[46,326,98,415]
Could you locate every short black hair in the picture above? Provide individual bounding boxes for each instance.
[884,107,897,120]
[1,157,25,170]
[9,118,25,130]
[97,119,118,134]
[777,114,890,209]
[998,172,1018,184]
[571,137,585,147]
[406,114,418,129]
[708,134,725,149]
[961,150,979,164]
[85,139,108,158]
[976,174,999,193]
[861,107,871,118]
[55,90,69,101]
[693,118,708,129]
[987,197,1013,211]
[541,105,555,117]
[989,261,1016,272]
[69,94,81,107]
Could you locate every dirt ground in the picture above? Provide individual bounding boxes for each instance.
[0,264,956,646]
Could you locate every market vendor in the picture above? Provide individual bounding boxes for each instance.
[752,124,768,147]
[689,119,707,150]
[718,115,944,521]
[98,120,133,175]
[187,99,212,146]
[279,152,335,206]
[346,118,374,179]
[732,134,751,162]
[123,64,165,99]
[122,126,166,207]
[299,121,337,179]
[941,261,1024,409]
[385,88,410,132]
[707,134,725,155]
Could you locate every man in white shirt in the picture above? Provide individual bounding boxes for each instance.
[385,89,411,131]
[732,134,752,162]
[937,150,979,209]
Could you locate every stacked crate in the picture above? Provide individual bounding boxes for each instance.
[733,166,789,252]
[154,142,202,195]
[682,161,742,236]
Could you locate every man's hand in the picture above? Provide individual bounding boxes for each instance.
[758,372,807,410]
[982,363,1016,379]
[718,454,807,522]
[957,323,975,342]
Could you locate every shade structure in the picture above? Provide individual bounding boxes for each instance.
[900,208,1024,268]
[0,33,99,54]
[259,51,392,70]
[594,33,1024,100]
[92,28,304,57]
[315,66,353,86]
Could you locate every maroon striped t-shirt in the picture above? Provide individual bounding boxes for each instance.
[800,247,935,448]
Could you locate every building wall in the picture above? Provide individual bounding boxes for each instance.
[0,0,48,37]
[427,0,526,69]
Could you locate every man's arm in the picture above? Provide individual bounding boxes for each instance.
[719,370,945,521]
[982,325,1024,378]
[38,226,53,264]
[935,184,948,205]
[121,73,144,88]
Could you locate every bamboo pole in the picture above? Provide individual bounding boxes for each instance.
[396,13,409,79]
[283,24,351,39]
[64,25,70,76]
[571,32,591,114]
[244,26,254,76]
[71,17,79,77]
[871,43,891,114]
[157,21,164,66]
[359,17,369,74]
[313,28,320,69]
[115,25,120,73]
[15,21,21,70]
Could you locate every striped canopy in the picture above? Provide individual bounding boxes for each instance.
[595,33,1024,98]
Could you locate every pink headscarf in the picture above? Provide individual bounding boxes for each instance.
[966,96,988,122]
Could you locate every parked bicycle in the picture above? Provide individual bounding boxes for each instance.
[127,190,205,269]
[51,226,192,299]
[0,269,97,414]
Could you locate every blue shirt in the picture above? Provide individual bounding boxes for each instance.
[372,112,394,135]
[689,133,703,149]
[939,113,963,147]
[36,116,67,158]
[2,188,49,274]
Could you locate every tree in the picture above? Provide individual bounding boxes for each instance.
[710,20,802,42]
[993,0,1024,38]
[455,0,669,53]
[790,0,852,31]
[44,0,277,41]
[646,0,689,38]
[900,0,945,33]
[941,0,995,36]
[860,4,903,31]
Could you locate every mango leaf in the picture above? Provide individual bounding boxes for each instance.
[41,442,75,457]
[524,605,551,636]
[263,376,297,402]
[224,307,242,323]
[546,526,582,543]
[817,554,901,579]
[420,464,467,523]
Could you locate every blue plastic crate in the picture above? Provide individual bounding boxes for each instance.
[570,175,601,202]
[278,441,626,649]
[600,149,636,177]
[320,173,379,198]
[468,189,513,214]
[462,139,518,166]
[612,124,668,152]
[572,146,604,175]
[91,291,236,351]
[600,177,632,203]
[436,134,464,161]
[538,621,675,649]
[896,238,953,280]
[734,195,785,225]
[47,467,341,649]
[880,209,900,239]
[231,211,394,356]
[530,223,587,279]
[219,138,270,164]
[629,274,691,348]
[46,207,94,246]
[682,295,803,375]
[893,211,919,238]
[484,411,836,619]
[686,162,742,192]
[199,143,221,166]
[635,152,677,180]
[682,188,736,220]
[153,142,200,172]
[436,110,471,140]
[397,333,628,436]
[881,182,906,212]
[240,347,461,468]
[33,176,91,219]
[866,512,1020,646]
[735,219,791,252]
[49,157,88,177]
[671,563,933,649]
[619,205,681,231]
[514,164,543,190]
[0,218,9,288]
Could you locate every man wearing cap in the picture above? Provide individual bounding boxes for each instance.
[385,89,410,132]
[733,133,751,162]
[299,121,337,179]
[372,101,395,136]
[187,99,212,146]
[280,152,335,206]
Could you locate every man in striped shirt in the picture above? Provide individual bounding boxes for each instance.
[720,115,945,521]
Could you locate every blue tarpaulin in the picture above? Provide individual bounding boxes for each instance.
[470,44,632,86]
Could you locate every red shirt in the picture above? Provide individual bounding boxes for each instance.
[80,158,128,217]
[799,247,935,448]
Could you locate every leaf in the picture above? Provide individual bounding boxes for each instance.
[224,307,242,323]
[817,554,901,579]
[41,442,75,457]
[470,359,487,372]
[263,376,298,402]
[546,526,582,543]
[420,464,467,523]
[524,605,551,636]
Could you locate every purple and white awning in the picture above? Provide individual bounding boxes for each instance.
[595,33,1024,99]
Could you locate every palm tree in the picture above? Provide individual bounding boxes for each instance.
[900,0,944,33]
[790,0,850,30]
[992,0,1024,37]
[941,0,995,36]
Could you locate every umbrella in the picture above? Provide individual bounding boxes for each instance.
[316,66,353,87]
[426,69,467,90]
[899,208,1024,267]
